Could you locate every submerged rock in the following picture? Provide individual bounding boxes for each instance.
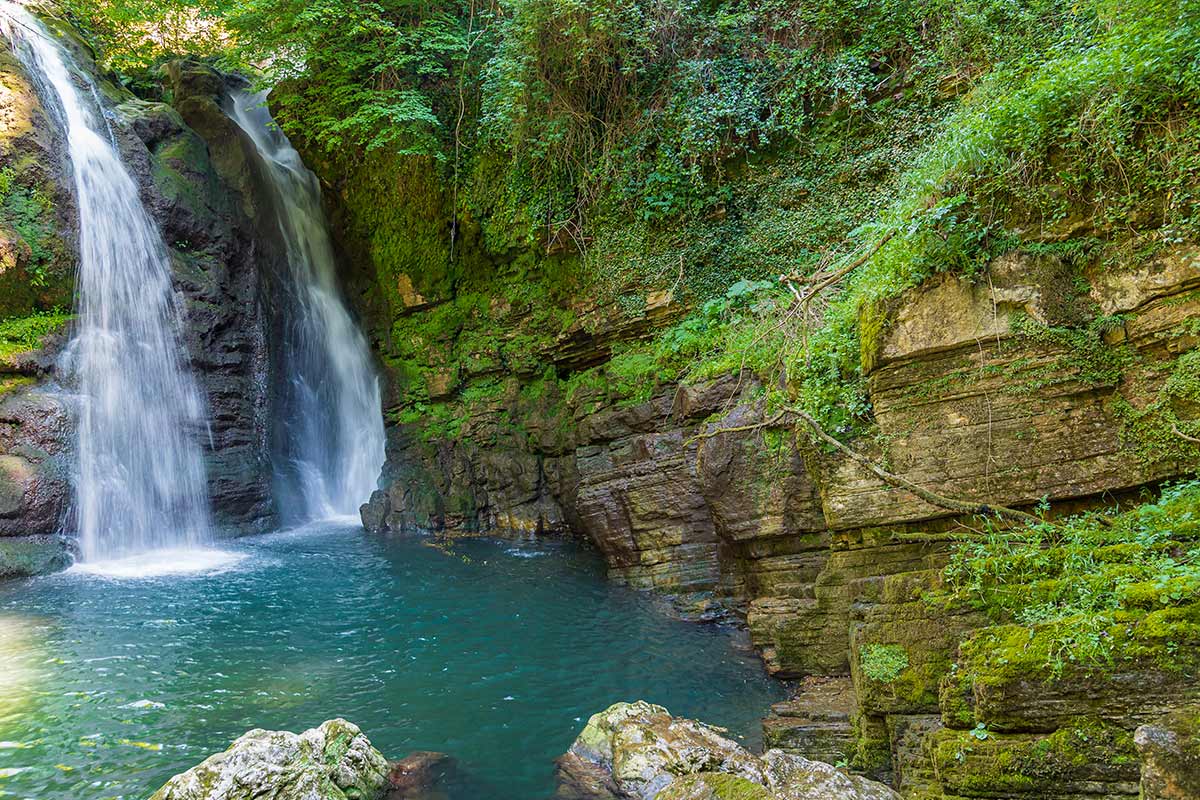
[387,750,455,797]
[149,719,390,800]
[559,701,900,800]
[0,533,75,577]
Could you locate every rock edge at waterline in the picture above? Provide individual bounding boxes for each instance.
[148,718,391,800]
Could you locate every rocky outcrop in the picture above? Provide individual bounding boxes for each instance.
[0,381,74,575]
[118,61,278,530]
[149,718,391,800]
[557,701,900,800]
[0,17,77,574]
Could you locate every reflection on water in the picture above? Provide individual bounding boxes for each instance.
[0,616,44,725]
[0,523,784,799]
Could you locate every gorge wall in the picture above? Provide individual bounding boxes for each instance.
[0,4,1197,797]
[355,224,1200,798]
[289,98,1200,796]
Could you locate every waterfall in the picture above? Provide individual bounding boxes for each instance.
[2,4,213,561]
[226,91,385,522]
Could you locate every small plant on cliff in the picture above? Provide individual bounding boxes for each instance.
[0,168,58,287]
[859,643,909,684]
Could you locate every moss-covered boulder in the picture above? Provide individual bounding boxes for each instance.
[559,702,900,800]
[149,719,390,800]
[0,533,74,577]
[656,773,776,800]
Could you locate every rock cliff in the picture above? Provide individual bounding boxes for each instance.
[356,231,1200,797]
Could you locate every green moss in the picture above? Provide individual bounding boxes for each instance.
[0,166,73,318]
[849,713,891,775]
[0,311,73,359]
[656,773,774,800]
[0,375,34,399]
[931,720,1136,794]
[1114,348,1200,466]
[945,479,1200,671]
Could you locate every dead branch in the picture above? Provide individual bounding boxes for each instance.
[779,230,897,295]
[688,404,1049,528]
[795,229,897,302]
[685,411,787,446]
[1172,424,1200,444]
[789,407,1048,527]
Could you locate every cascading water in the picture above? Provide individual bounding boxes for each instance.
[1,4,213,561]
[226,91,385,521]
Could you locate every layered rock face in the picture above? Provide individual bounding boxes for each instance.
[365,246,1200,797]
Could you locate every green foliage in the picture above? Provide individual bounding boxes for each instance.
[859,643,910,684]
[1114,348,1200,464]
[66,0,1200,452]
[0,310,73,358]
[945,479,1200,670]
[0,168,58,288]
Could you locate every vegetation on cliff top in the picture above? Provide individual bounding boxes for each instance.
[62,0,1200,440]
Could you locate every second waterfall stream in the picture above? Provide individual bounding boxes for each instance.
[227,91,385,523]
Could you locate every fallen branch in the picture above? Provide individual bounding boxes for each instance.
[789,407,1048,528]
[685,411,787,445]
[779,229,897,301]
[689,404,1051,528]
[1172,424,1200,444]
[795,229,897,303]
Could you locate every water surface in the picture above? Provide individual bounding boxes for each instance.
[0,522,784,799]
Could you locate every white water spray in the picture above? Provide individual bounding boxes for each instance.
[2,4,213,561]
[227,91,385,520]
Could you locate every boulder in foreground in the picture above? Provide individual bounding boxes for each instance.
[557,701,900,800]
[149,718,390,800]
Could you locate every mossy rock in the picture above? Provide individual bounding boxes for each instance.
[0,312,73,363]
[658,773,777,800]
[930,719,1139,797]
[0,534,74,577]
[952,603,1200,731]
[149,719,389,800]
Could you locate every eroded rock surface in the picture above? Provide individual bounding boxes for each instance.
[1135,712,1200,800]
[149,719,390,800]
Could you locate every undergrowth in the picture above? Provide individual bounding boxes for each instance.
[0,310,73,358]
